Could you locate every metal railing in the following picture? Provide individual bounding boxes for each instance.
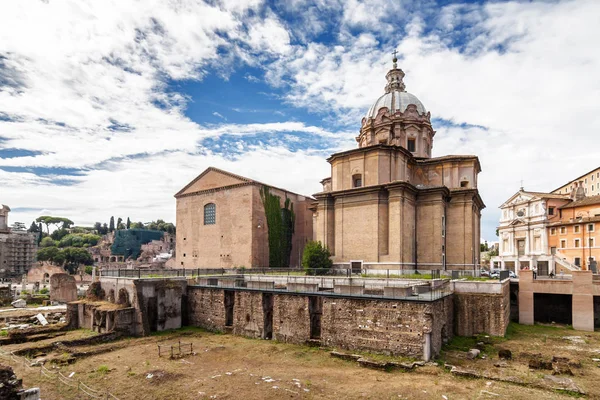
[157,340,193,358]
[0,348,119,399]
[191,273,453,302]
[100,267,479,280]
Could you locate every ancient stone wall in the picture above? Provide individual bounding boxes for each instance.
[187,286,453,359]
[49,273,77,303]
[453,280,510,336]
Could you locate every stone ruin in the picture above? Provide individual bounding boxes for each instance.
[49,273,77,303]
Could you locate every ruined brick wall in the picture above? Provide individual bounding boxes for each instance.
[187,286,452,358]
[50,273,77,303]
[321,296,451,357]
[454,283,509,337]
[232,291,265,338]
[273,294,311,344]
[187,286,227,331]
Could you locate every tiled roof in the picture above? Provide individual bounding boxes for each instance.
[558,195,600,209]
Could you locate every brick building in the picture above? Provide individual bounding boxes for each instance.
[175,168,313,268]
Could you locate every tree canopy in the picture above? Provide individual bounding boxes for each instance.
[35,216,74,233]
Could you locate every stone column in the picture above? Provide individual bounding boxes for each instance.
[572,270,594,332]
[518,270,534,325]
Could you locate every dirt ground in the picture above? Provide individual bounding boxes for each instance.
[1,323,599,400]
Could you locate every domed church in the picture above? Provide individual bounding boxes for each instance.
[175,58,484,271]
[312,57,485,271]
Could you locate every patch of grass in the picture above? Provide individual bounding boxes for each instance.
[150,326,207,337]
[0,330,7,337]
[555,389,585,398]
[97,365,110,374]
[505,322,571,340]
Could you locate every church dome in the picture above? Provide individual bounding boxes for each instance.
[365,90,426,119]
[364,58,427,120]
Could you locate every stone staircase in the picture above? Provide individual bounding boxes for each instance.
[552,254,581,272]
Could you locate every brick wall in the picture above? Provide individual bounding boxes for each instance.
[187,286,453,359]
[453,281,509,336]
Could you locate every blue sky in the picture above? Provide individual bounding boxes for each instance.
[1,0,600,241]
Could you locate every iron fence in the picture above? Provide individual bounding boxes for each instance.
[157,340,193,358]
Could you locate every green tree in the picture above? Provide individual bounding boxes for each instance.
[37,246,60,262]
[102,223,109,234]
[126,217,131,229]
[50,228,69,241]
[62,247,93,273]
[109,216,115,232]
[302,241,332,276]
[117,217,123,230]
[40,237,57,248]
[35,216,74,233]
[28,221,39,233]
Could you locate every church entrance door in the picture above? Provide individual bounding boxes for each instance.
[517,240,525,256]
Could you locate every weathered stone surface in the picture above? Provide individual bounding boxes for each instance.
[330,351,362,361]
[529,358,553,370]
[552,363,573,376]
[467,349,481,359]
[493,361,508,368]
[498,349,512,359]
[0,364,23,400]
[357,358,387,370]
[542,375,585,395]
[50,273,77,303]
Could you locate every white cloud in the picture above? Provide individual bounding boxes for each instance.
[2,0,599,243]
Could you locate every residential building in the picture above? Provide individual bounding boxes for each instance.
[547,194,600,271]
[0,205,38,278]
[552,166,600,197]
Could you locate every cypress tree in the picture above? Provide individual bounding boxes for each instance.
[126,217,131,229]
[109,217,115,232]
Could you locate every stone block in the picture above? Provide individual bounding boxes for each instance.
[50,273,77,303]
[383,286,412,298]
[286,282,319,292]
[246,281,274,290]
[333,284,364,295]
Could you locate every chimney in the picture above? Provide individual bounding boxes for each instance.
[575,181,586,201]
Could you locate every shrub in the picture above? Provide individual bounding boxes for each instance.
[302,241,332,276]
[39,288,49,295]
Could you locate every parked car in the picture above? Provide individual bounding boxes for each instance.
[480,270,490,277]
[508,271,517,279]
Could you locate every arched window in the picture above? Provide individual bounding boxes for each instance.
[352,174,362,188]
[204,203,216,225]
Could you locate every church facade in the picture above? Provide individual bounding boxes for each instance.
[312,60,484,271]
[175,60,485,271]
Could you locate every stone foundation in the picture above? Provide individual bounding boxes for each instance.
[187,286,453,360]
[453,279,510,336]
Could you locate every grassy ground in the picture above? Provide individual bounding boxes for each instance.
[2,323,598,399]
